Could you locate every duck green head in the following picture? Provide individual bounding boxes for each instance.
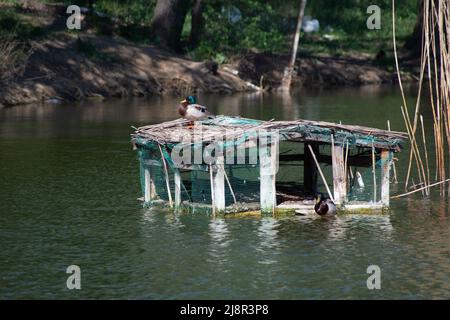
[180,95,196,105]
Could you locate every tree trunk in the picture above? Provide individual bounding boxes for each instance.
[189,0,204,49]
[404,0,424,58]
[151,0,190,51]
[280,0,307,92]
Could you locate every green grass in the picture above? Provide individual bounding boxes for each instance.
[0,8,46,40]
[1,0,419,62]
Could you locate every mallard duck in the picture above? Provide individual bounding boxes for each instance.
[178,95,215,124]
[314,194,337,217]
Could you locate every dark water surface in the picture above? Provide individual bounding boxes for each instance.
[1,86,450,299]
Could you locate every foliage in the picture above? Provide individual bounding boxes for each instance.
[0,8,45,40]
[187,0,418,61]
[5,0,420,61]
[0,8,37,83]
[188,0,287,62]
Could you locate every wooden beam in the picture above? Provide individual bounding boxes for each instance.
[381,150,391,206]
[279,153,376,167]
[174,170,181,208]
[371,142,377,203]
[144,167,157,203]
[212,156,226,211]
[332,143,347,205]
[260,137,278,213]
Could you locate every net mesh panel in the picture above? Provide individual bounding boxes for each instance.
[277,142,304,196]
[347,155,386,203]
[137,135,392,208]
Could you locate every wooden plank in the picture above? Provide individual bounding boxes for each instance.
[144,167,157,203]
[381,150,391,206]
[332,143,347,205]
[279,153,375,167]
[174,170,181,208]
[371,142,377,203]
[259,136,278,213]
[213,156,226,211]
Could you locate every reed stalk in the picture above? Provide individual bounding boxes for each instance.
[393,0,450,197]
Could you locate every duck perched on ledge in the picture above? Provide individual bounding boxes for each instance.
[314,194,337,217]
[178,95,215,124]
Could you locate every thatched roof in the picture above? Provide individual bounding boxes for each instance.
[132,116,407,152]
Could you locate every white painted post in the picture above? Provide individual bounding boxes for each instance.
[144,167,156,203]
[381,150,391,206]
[174,170,181,208]
[259,134,278,213]
[332,143,347,206]
[212,156,226,211]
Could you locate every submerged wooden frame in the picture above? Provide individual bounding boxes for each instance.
[132,116,406,215]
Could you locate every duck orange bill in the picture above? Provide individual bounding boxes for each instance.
[180,99,187,103]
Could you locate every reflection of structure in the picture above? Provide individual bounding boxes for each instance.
[132,116,406,214]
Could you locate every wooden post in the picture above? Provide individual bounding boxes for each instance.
[304,143,318,195]
[371,142,377,203]
[260,135,278,213]
[144,167,157,203]
[332,142,347,205]
[212,156,226,211]
[381,150,392,206]
[174,170,181,208]
[209,165,216,216]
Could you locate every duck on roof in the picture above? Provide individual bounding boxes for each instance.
[131,116,407,215]
[132,115,407,152]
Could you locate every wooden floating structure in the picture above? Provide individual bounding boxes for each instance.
[131,116,407,215]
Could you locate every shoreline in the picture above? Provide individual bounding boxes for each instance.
[0,3,420,108]
[0,34,419,108]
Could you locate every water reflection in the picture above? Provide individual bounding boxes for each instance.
[4,85,450,299]
[255,218,281,266]
[207,218,231,267]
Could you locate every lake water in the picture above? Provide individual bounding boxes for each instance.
[1,85,450,299]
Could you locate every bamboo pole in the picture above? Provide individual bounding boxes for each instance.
[393,0,428,192]
[223,165,237,205]
[209,164,216,216]
[307,144,334,202]
[372,141,377,203]
[158,144,173,207]
[420,115,431,195]
[344,140,349,189]
[387,120,398,184]
[391,179,450,199]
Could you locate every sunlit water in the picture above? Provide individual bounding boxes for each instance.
[1,85,450,299]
